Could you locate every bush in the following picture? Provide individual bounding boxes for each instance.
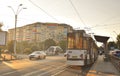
[23,48,32,54]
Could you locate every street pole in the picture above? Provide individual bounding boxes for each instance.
[14,15,17,55]
[8,4,26,55]
[113,31,118,36]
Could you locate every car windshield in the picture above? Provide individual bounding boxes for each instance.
[32,51,41,54]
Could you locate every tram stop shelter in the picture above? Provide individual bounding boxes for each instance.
[94,35,110,61]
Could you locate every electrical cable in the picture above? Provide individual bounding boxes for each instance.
[69,0,87,26]
[91,22,120,28]
[28,0,60,22]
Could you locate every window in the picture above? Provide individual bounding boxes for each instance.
[68,36,74,49]
[67,32,83,49]
[83,39,87,49]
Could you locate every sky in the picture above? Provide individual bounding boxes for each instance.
[0,0,120,44]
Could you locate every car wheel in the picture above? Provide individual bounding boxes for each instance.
[37,56,40,59]
[44,56,46,59]
[29,57,32,60]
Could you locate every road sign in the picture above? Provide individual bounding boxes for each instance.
[0,31,7,46]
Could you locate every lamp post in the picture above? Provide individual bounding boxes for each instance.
[8,4,26,55]
[113,31,118,36]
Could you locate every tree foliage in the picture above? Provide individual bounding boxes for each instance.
[58,40,67,52]
[7,40,14,53]
[15,41,47,54]
[0,22,3,31]
[116,34,120,49]
[31,45,39,51]
[44,39,56,50]
[23,48,32,54]
[7,39,64,54]
[16,41,31,54]
[107,41,117,50]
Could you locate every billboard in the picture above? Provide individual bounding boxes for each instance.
[0,31,7,45]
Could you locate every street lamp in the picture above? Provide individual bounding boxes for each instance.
[113,31,118,36]
[8,4,26,55]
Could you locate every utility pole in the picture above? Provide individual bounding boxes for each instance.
[8,4,26,55]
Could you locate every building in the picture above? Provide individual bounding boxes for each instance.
[8,22,73,43]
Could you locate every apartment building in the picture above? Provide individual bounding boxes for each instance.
[8,22,73,43]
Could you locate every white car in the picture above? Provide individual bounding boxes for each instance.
[29,51,46,60]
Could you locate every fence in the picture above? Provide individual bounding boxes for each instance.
[110,55,120,72]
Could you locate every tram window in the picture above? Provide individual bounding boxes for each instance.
[79,37,82,49]
[68,33,84,49]
[83,39,87,49]
[75,36,83,49]
[75,34,79,48]
[68,37,74,49]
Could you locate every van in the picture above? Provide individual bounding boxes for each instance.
[46,46,63,55]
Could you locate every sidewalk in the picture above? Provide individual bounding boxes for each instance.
[87,55,120,76]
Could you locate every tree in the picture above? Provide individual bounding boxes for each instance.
[44,39,56,50]
[7,40,14,53]
[0,22,3,31]
[116,34,120,49]
[31,45,39,51]
[16,41,41,54]
[107,41,117,50]
[58,40,67,52]
[23,48,32,54]
[16,41,30,54]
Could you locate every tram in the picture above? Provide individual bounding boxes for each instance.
[66,30,98,66]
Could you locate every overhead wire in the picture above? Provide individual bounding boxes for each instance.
[69,0,87,27]
[68,0,120,38]
[28,0,60,22]
[91,22,120,29]
[90,11,120,29]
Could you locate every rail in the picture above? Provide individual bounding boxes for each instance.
[110,55,120,72]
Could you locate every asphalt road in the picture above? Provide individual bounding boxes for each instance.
[0,55,91,76]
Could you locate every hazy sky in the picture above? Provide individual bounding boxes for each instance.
[0,0,120,42]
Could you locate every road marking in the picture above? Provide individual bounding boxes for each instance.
[22,66,52,76]
[22,63,65,76]
[1,61,25,76]
[0,71,17,76]
[3,61,13,68]
[1,56,66,76]
[37,64,66,76]
[51,69,65,76]
[0,62,57,76]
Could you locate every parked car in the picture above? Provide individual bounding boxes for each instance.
[46,46,63,55]
[29,51,46,60]
[114,50,120,57]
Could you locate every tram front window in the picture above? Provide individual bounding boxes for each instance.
[68,33,83,49]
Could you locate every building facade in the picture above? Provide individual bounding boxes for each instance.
[8,22,73,43]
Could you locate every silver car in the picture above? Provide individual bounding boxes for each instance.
[29,51,46,60]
